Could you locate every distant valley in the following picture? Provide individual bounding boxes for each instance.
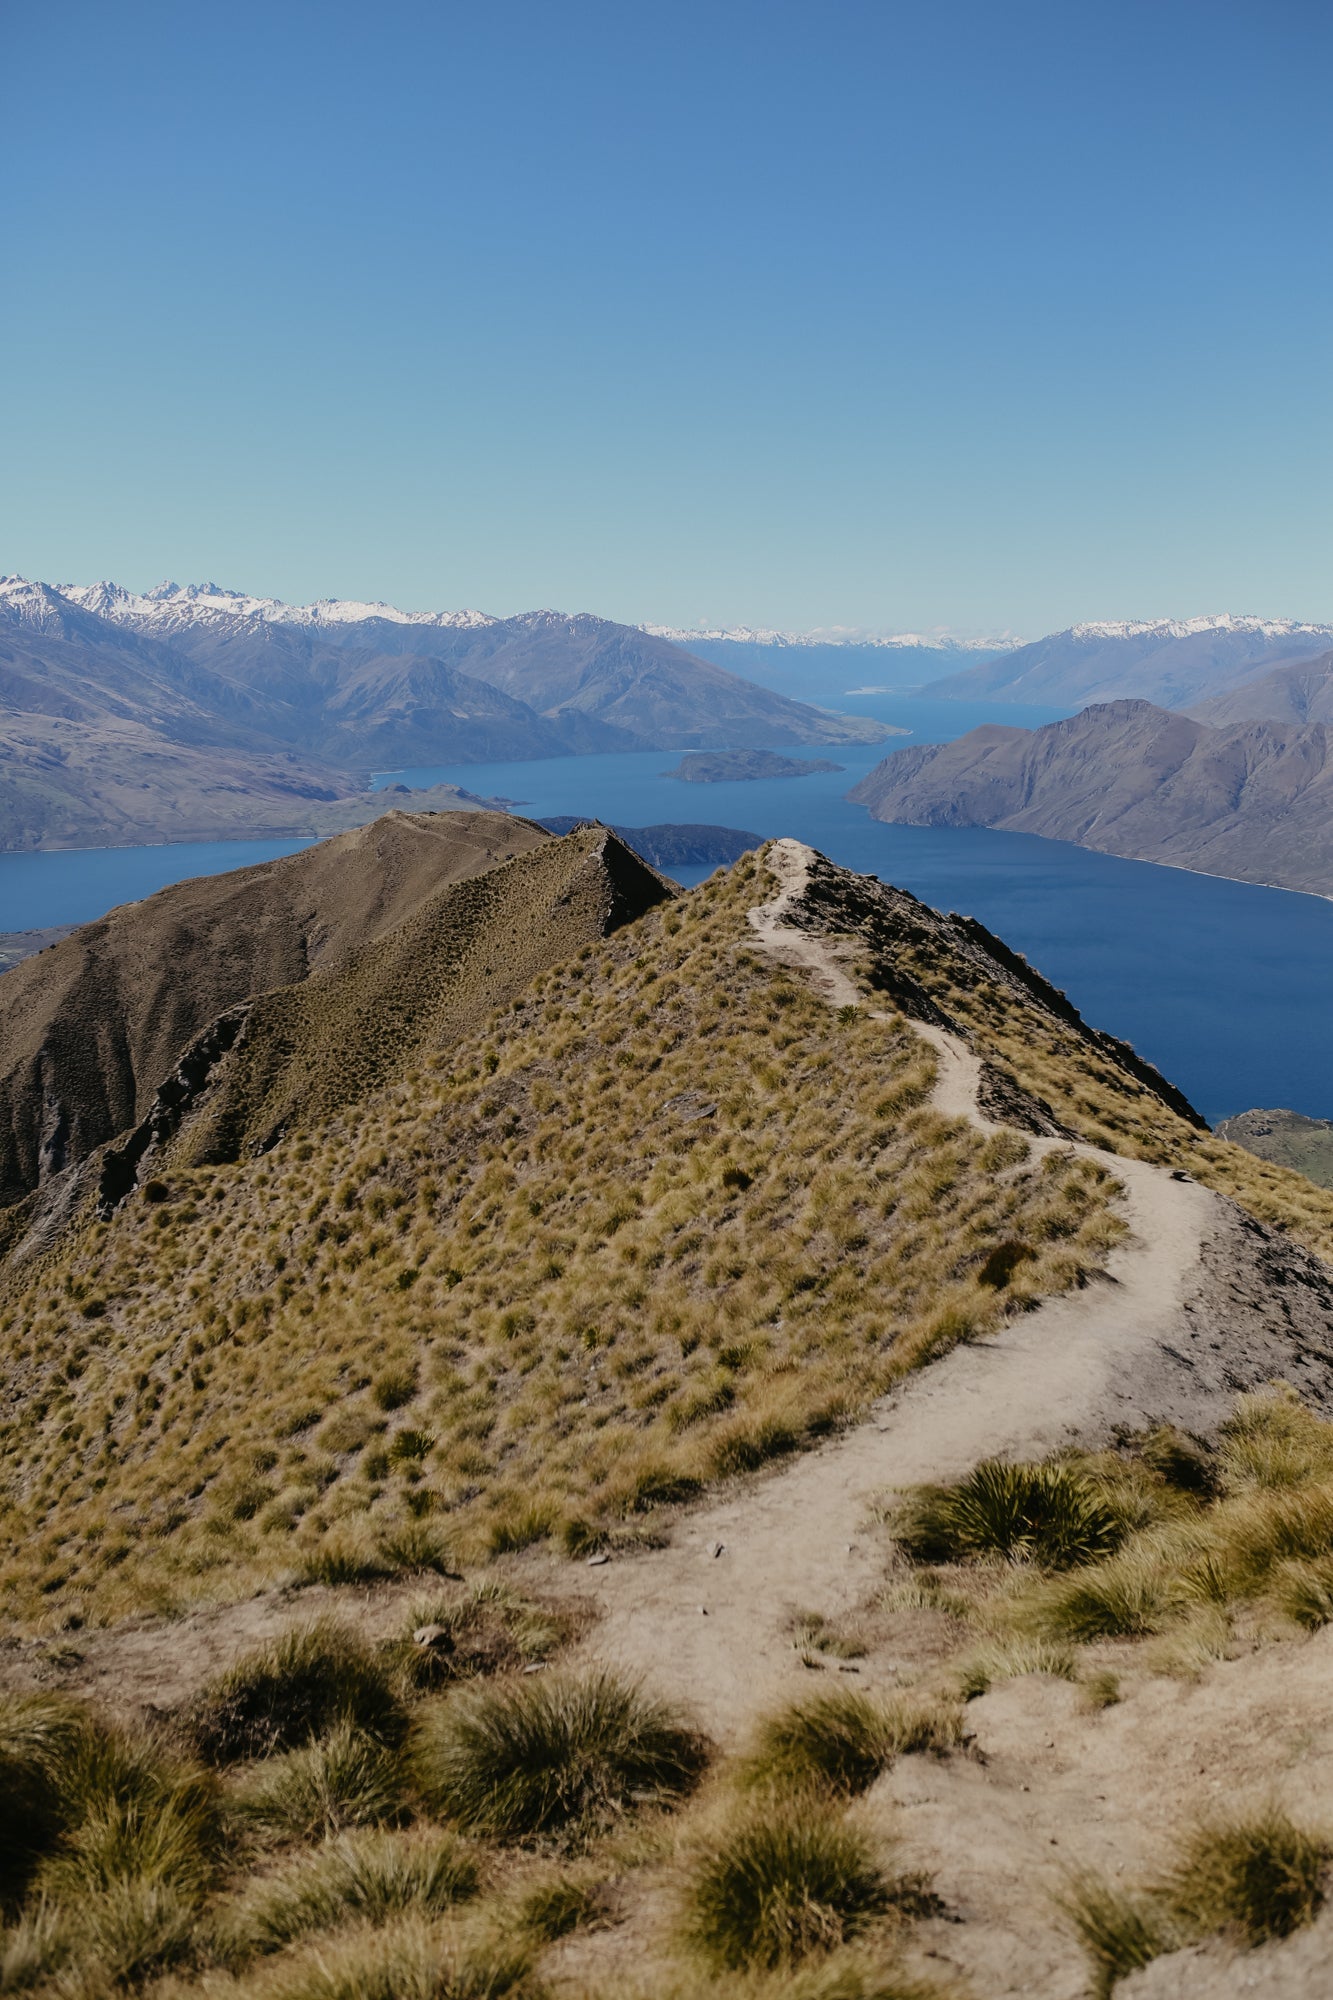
[0,577,886,851]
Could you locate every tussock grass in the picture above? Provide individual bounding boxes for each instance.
[199,1914,534,2000]
[0,853,1124,1625]
[955,1637,1078,1698]
[680,1798,897,1971]
[509,1864,611,1942]
[1056,1873,1175,1998]
[233,1722,405,1842]
[186,1619,404,1762]
[739,1688,962,1797]
[224,1829,479,1957]
[0,1693,89,1907]
[386,1580,578,1693]
[893,1460,1124,1571]
[1061,1809,1330,1992]
[1160,1809,1329,1944]
[883,930,1333,1263]
[412,1668,707,1840]
[889,1392,1333,1670]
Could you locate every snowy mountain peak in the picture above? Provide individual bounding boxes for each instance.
[642,622,1022,652]
[54,578,498,635]
[1065,614,1333,645]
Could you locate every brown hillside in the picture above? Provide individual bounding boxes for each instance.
[124,822,675,1178]
[0,810,552,1211]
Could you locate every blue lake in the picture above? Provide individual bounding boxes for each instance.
[2,693,1330,1126]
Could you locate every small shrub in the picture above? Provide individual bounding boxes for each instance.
[740,1689,962,1798]
[234,1723,405,1843]
[412,1668,707,1839]
[229,1829,479,1955]
[186,1619,404,1762]
[1057,1872,1173,1998]
[1161,1809,1328,1944]
[681,1800,893,1970]
[894,1461,1123,1571]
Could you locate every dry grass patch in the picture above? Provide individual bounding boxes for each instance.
[411,1667,708,1842]
[0,853,1125,1627]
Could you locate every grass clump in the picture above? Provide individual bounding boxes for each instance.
[234,1723,406,1842]
[211,1914,533,2000]
[894,1460,1124,1571]
[227,1829,479,1956]
[1160,1809,1329,1944]
[412,1668,707,1840]
[186,1619,404,1762]
[740,1688,962,1798]
[1056,1873,1176,1998]
[387,1580,578,1693]
[681,1798,896,1971]
[1061,1809,1330,1993]
[0,1693,89,1908]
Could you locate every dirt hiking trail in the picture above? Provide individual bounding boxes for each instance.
[571,840,1219,1735]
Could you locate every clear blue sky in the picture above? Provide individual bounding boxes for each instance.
[3,0,1329,636]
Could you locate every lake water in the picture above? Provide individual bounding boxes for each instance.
[3,693,1331,1126]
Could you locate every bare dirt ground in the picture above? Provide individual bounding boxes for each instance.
[10,838,1333,1997]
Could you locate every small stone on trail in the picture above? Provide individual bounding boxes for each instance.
[838,1664,861,1673]
[699,1605,708,1615]
[413,1624,453,1652]
[708,1541,725,1558]
[586,1552,610,1567]
[522,1663,546,1674]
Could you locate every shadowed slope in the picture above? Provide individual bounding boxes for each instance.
[143,824,674,1171]
[0,811,553,1209]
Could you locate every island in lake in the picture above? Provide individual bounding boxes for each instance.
[663,749,851,783]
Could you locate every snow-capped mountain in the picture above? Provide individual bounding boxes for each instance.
[58,579,496,635]
[922,615,1333,709]
[642,621,1019,652]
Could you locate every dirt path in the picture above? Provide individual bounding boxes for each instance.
[566,840,1219,1735]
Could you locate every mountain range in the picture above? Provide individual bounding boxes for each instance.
[0,577,886,850]
[849,698,1333,897]
[920,615,1333,708]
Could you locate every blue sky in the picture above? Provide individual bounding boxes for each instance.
[3,0,1329,635]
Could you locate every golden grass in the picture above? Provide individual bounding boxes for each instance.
[885,1389,1333,1684]
[0,855,1124,1627]
[881,947,1333,1262]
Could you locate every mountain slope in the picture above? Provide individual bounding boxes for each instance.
[849,698,1333,896]
[0,847,1134,1628]
[8,840,1333,2000]
[921,616,1333,708]
[1188,647,1333,727]
[0,810,554,1212]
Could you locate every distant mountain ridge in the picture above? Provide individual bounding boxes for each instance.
[921,615,1333,709]
[0,576,886,850]
[849,698,1333,897]
[1187,649,1333,729]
